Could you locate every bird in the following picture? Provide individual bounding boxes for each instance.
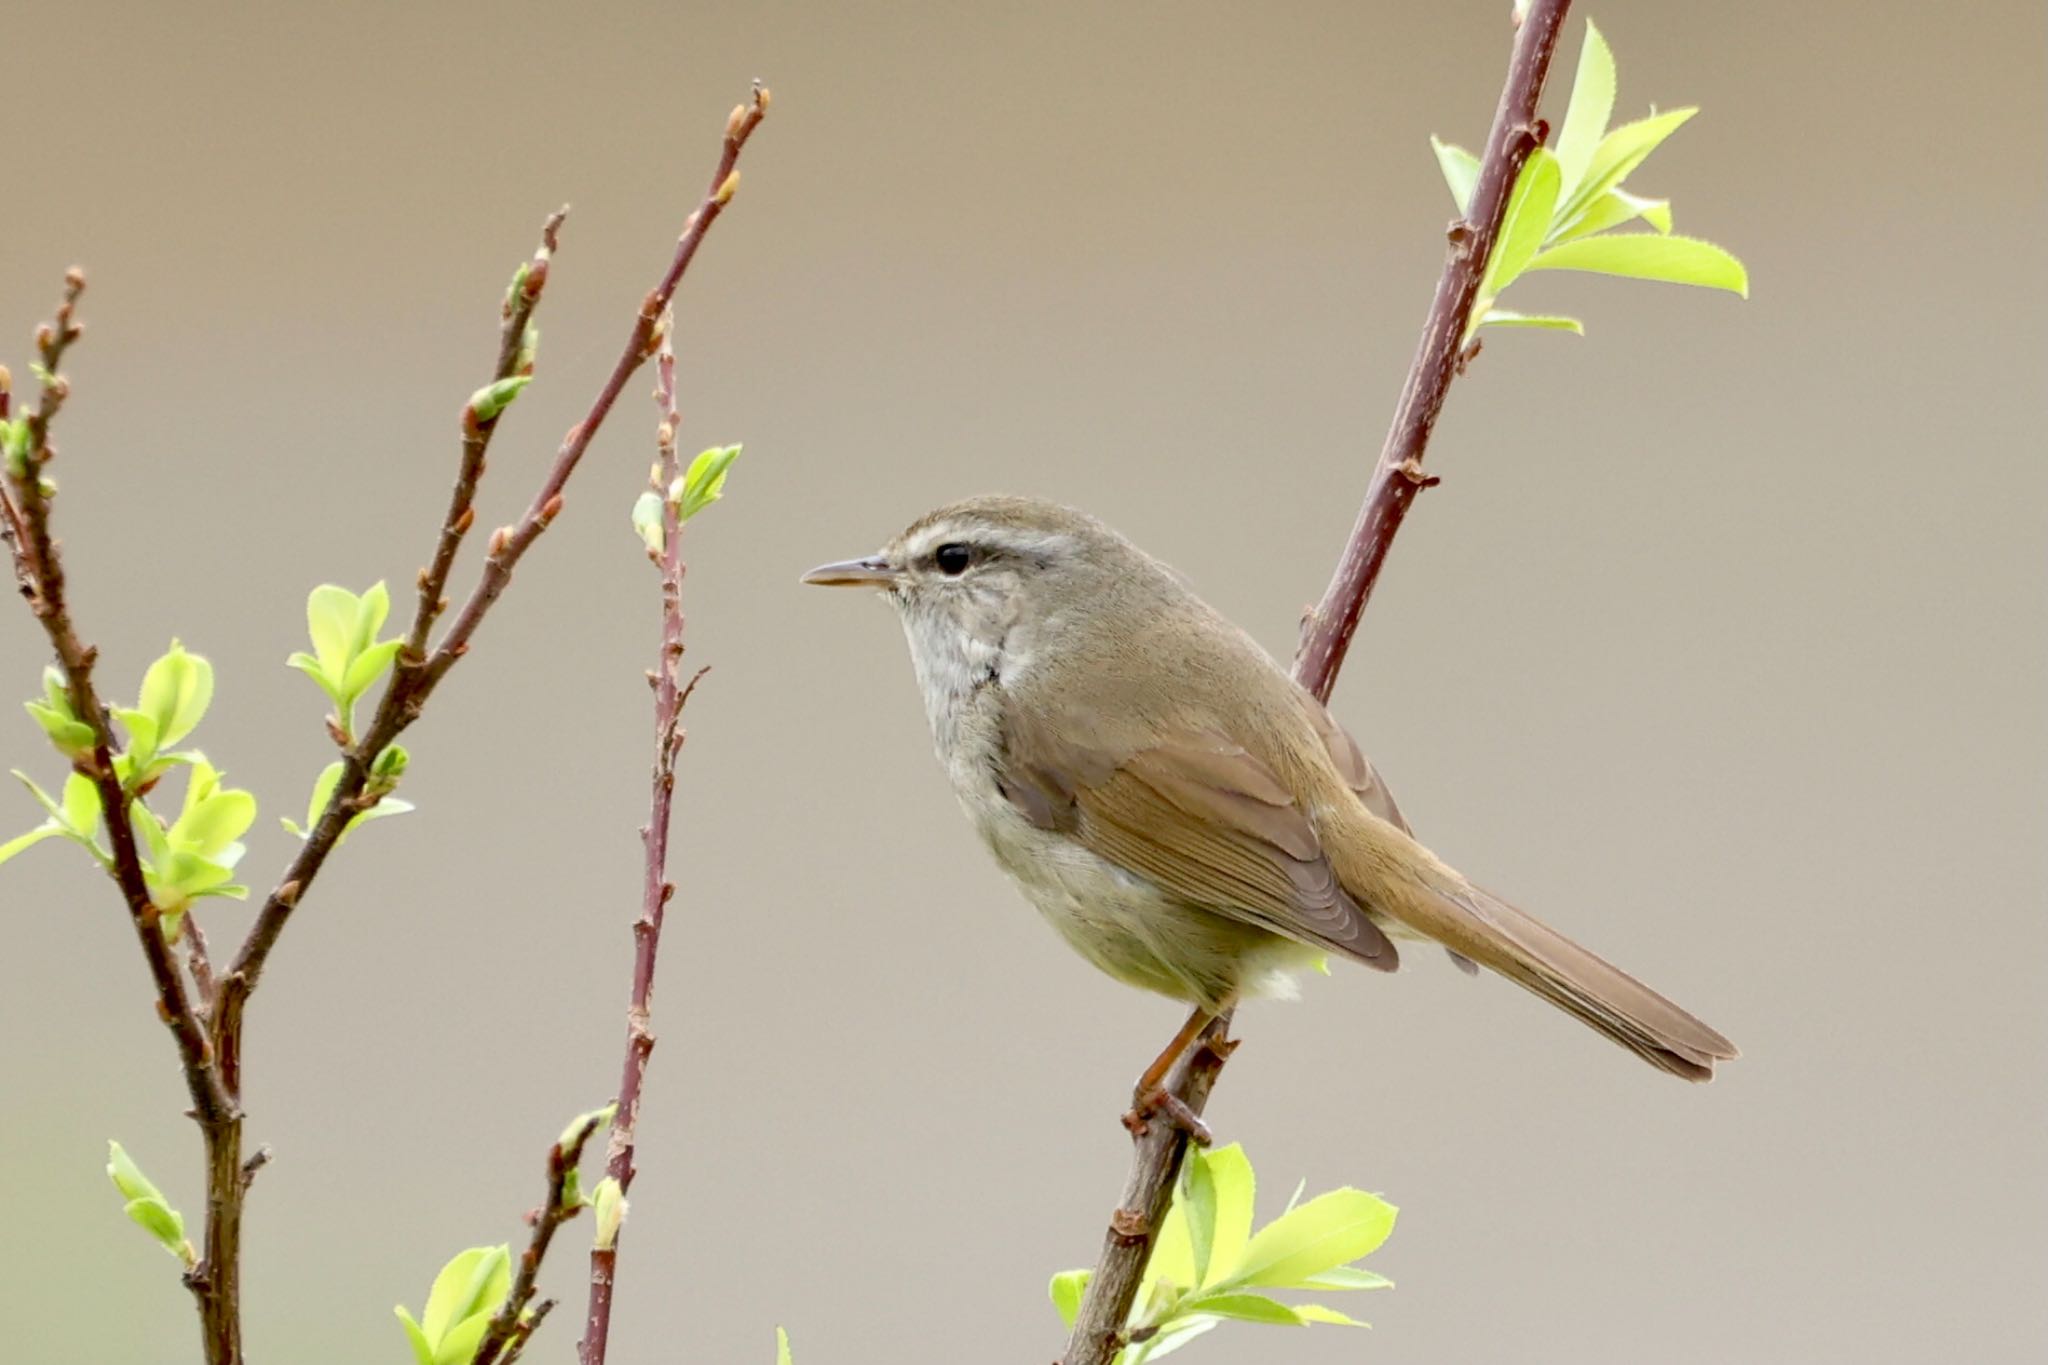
[803,495,1736,1117]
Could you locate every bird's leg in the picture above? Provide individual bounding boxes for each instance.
[1122,1005,1218,1145]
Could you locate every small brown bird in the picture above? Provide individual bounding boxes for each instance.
[804,496,1736,1105]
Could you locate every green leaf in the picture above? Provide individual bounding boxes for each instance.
[468,375,532,423]
[1480,147,1561,300]
[1524,233,1749,296]
[631,489,666,558]
[1234,1188,1397,1288]
[1049,1269,1089,1329]
[171,788,257,859]
[305,585,362,679]
[24,697,95,759]
[340,639,403,705]
[1181,1144,1220,1287]
[107,1141,165,1204]
[776,1327,794,1365]
[137,641,214,748]
[60,772,102,833]
[1293,1303,1369,1326]
[1429,136,1480,216]
[394,1307,436,1365]
[0,823,63,867]
[1552,186,1673,242]
[557,1101,618,1154]
[285,762,339,838]
[116,709,160,769]
[421,1245,510,1345]
[1179,1292,1306,1326]
[1556,107,1697,226]
[1200,1143,1255,1284]
[673,444,743,522]
[1296,1265,1393,1291]
[1479,309,1586,334]
[123,1196,188,1257]
[15,770,65,826]
[1149,1184,1198,1291]
[432,1311,493,1365]
[1553,20,1617,200]
[354,581,391,658]
[591,1176,627,1250]
[1126,1315,1220,1364]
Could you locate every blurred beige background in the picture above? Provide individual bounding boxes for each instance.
[3,2,2042,1362]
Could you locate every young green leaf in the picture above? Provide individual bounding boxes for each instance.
[1198,1142,1256,1285]
[1524,232,1749,295]
[1125,1314,1220,1364]
[1552,186,1673,243]
[0,822,65,866]
[1480,309,1586,334]
[1233,1188,1397,1289]
[1479,147,1562,302]
[1555,107,1697,227]
[1295,1265,1394,1292]
[631,489,666,558]
[395,1308,435,1365]
[1292,1302,1368,1326]
[432,1312,493,1365]
[1552,19,1617,200]
[26,667,96,759]
[1181,1144,1221,1287]
[467,375,532,423]
[591,1176,627,1250]
[137,641,214,749]
[419,1245,510,1346]
[672,444,744,522]
[1429,136,1480,216]
[1049,1269,1090,1329]
[1178,1292,1307,1326]
[775,1326,794,1365]
[107,1141,192,1262]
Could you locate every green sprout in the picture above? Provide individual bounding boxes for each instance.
[1436,18,1749,339]
[1051,1142,1396,1362]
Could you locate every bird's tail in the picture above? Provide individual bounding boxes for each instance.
[1333,832,1739,1081]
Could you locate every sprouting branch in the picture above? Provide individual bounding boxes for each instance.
[470,1112,609,1365]
[1,274,243,1360]
[1058,4,1574,1362]
[223,83,770,1016]
[578,333,702,1365]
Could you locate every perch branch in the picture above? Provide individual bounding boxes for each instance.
[1058,4,1573,1362]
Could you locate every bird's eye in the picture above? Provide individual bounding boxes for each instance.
[934,543,973,575]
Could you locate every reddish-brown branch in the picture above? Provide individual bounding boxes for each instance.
[223,84,768,1014]
[577,332,699,1365]
[406,208,567,663]
[1058,5,1573,1362]
[3,274,244,1363]
[471,1114,607,1365]
[1294,0,1571,704]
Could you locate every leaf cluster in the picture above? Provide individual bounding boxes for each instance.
[1051,1143,1396,1363]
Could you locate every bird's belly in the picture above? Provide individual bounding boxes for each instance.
[962,787,1317,1009]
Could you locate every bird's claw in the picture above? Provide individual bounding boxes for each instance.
[1122,1084,1213,1146]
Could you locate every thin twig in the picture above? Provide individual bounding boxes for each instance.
[2,275,244,1363]
[578,328,700,1365]
[222,82,770,1012]
[1058,4,1574,1361]
[471,1114,607,1365]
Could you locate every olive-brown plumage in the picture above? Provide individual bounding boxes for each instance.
[804,496,1737,1081]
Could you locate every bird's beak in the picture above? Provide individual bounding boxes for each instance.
[800,555,896,588]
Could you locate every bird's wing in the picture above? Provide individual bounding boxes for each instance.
[995,705,1399,972]
[1301,691,1480,975]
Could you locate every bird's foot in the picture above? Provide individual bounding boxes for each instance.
[1121,1084,1212,1146]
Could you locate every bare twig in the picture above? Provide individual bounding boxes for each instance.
[471,1113,608,1365]
[1058,5,1574,1361]
[2,275,244,1362]
[578,330,702,1365]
